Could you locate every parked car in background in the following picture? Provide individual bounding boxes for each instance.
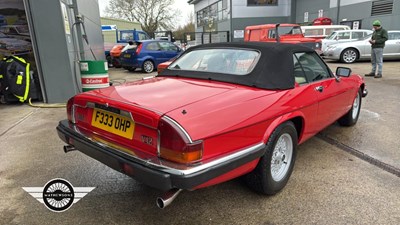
[109,44,124,68]
[57,42,367,208]
[104,29,150,68]
[0,25,30,41]
[321,29,373,52]
[120,40,181,73]
[323,30,400,63]
[301,25,350,39]
[245,24,322,53]
[0,32,32,56]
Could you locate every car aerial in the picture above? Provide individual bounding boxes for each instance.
[120,40,182,73]
[57,42,367,208]
[0,32,32,56]
[321,29,373,52]
[323,30,400,63]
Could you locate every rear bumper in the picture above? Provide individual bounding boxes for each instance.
[56,120,265,191]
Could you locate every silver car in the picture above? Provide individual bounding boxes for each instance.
[321,29,373,52]
[323,30,400,63]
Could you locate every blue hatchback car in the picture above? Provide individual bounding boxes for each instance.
[120,40,182,73]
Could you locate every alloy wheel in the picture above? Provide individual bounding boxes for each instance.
[342,49,357,63]
[270,133,293,182]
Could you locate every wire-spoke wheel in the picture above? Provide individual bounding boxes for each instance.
[244,121,298,195]
[271,133,293,182]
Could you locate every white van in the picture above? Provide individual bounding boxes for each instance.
[321,29,373,52]
[301,25,350,39]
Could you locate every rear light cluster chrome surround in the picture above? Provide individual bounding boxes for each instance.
[67,97,76,124]
[158,116,203,164]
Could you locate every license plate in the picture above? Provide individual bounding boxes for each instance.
[124,54,131,58]
[91,109,134,140]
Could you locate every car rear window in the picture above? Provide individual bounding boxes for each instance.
[169,49,260,75]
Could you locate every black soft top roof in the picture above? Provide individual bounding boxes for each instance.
[159,42,315,90]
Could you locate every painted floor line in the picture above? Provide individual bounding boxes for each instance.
[0,109,38,138]
[317,133,400,178]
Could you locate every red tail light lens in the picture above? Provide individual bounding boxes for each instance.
[158,117,203,164]
[66,97,75,123]
[136,43,143,55]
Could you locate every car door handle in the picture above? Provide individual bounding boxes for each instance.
[315,86,324,92]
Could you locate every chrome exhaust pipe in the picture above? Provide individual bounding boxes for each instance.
[63,145,76,153]
[156,188,182,209]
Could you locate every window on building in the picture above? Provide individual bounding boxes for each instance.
[196,0,229,27]
[247,0,278,6]
[222,0,227,9]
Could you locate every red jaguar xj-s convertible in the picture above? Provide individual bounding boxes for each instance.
[57,42,367,208]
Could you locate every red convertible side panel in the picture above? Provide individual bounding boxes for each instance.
[166,79,321,160]
[312,77,355,131]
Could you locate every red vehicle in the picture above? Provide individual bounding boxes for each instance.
[245,23,322,53]
[109,44,124,68]
[57,42,367,208]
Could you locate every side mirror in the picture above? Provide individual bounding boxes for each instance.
[336,67,352,77]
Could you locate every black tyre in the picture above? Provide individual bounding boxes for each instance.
[338,88,362,126]
[142,60,154,73]
[244,121,298,195]
[106,55,113,68]
[340,48,358,63]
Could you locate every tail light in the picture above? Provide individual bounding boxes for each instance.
[158,117,203,164]
[66,97,75,123]
[136,43,143,55]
